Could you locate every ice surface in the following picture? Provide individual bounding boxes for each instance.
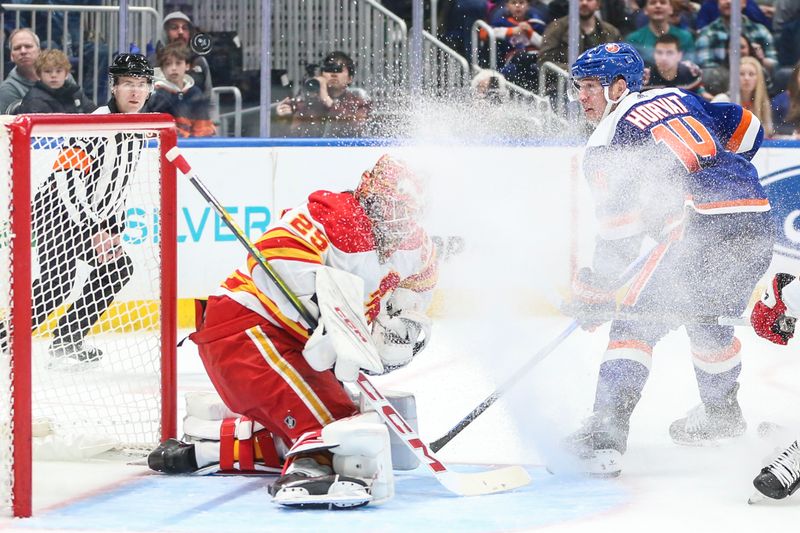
[2,319,800,532]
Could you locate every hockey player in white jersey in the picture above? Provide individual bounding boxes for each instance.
[747,273,800,501]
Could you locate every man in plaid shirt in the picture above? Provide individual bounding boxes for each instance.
[695,0,776,69]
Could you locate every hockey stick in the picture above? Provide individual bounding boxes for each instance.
[166,148,531,497]
[429,248,654,453]
[583,311,750,327]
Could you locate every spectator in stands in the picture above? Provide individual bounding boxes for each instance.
[695,0,776,71]
[539,0,621,70]
[736,34,774,93]
[484,0,547,91]
[771,61,800,137]
[712,56,774,136]
[0,28,41,114]
[470,68,510,104]
[644,34,711,99]
[695,0,771,30]
[147,42,215,138]
[149,11,213,103]
[773,0,800,40]
[755,0,775,19]
[773,0,800,67]
[441,1,491,58]
[667,0,700,31]
[600,0,641,35]
[15,49,96,114]
[275,51,371,138]
[626,0,695,64]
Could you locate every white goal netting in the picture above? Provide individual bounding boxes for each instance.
[0,115,177,517]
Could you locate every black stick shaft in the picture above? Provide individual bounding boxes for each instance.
[428,248,655,452]
[429,321,579,452]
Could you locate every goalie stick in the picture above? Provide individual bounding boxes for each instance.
[430,248,655,453]
[166,148,531,497]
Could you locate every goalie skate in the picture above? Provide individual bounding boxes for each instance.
[148,439,199,474]
[269,458,371,509]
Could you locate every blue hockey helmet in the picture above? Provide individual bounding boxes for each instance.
[571,42,644,92]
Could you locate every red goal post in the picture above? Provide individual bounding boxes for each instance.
[0,114,178,518]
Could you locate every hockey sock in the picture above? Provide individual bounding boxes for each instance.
[694,363,741,407]
[593,359,649,418]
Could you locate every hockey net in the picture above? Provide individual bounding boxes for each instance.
[0,114,178,517]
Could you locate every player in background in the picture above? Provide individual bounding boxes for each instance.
[562,42,775,476]
[147,155,437,509]
[29,54,152,366]
[745,273,800,501]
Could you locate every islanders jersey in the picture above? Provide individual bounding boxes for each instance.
[219,190,438,344]
[584,87,767,242]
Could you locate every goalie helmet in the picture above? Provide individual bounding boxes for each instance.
[355,155,425,251]
[571,42,644,92]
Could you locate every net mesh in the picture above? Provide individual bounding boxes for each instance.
[0,118,172,516]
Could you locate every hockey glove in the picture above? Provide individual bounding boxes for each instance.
[372,310,432,373]
[562,267,616,331]
[302,324,338,372]
[371,287,432,373]
[751,273,799,345]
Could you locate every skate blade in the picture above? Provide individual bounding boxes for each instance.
[582,449,623,477]
[670,433,745,448]
[748,491,767,504]
[547,449,623,478]
[273,491,371,510]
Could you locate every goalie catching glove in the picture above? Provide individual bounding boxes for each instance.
[371,287,432,372]
[751,273,800,345]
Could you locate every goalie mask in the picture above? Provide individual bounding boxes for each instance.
[355,155,425,253]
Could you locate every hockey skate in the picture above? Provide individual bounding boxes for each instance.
[48,339,103,370]
[669,384,746,446]
[269,457,371,509]
[148,439,199,474]
[749,440,800,503]
[560,412,629,478]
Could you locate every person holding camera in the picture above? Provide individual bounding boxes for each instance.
[275,51,371,138]
[148,11,213,103]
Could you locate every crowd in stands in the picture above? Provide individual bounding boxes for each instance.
[0,6,369,139]
[1,1,799,139]
[451,0,800,138]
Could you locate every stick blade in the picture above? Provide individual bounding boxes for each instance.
[438,465,531,496]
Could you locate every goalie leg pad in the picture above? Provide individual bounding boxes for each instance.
[359,389,420,470]
[184,390,239,421]
[322,412,394,504]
